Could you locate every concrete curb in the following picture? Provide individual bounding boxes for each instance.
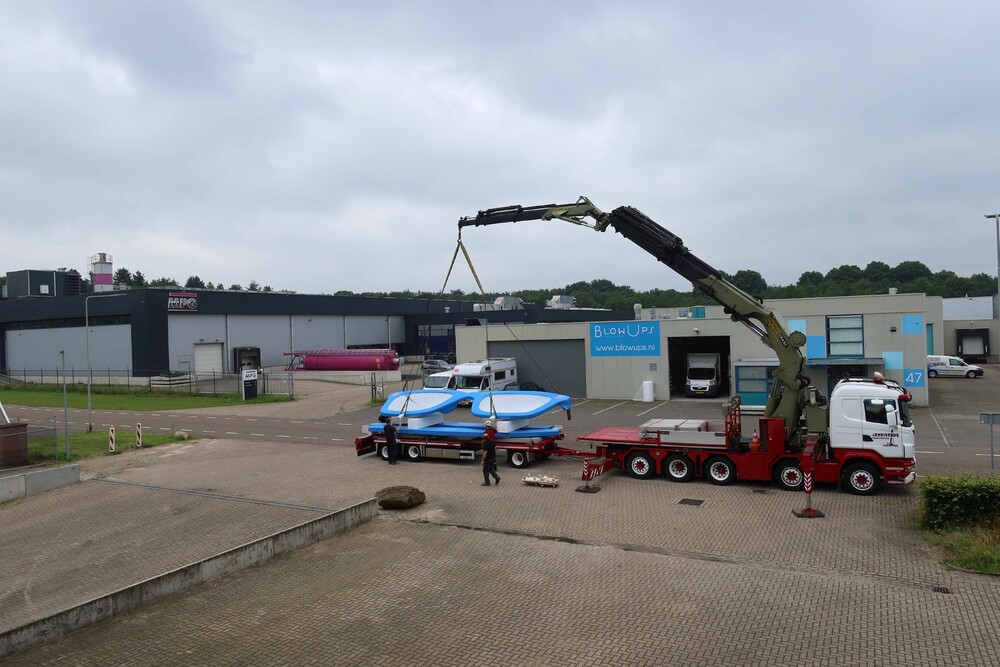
[0,498,378,659]
[0,464,80,504]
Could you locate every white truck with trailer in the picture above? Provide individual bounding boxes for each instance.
[458,197,918,495]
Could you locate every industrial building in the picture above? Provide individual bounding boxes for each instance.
[1,261,995,407]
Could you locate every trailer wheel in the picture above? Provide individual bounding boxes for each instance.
[843,462,881,496]
[405,444,422,462]
[626,452,656,479]
[928,369,938,378]
[705,456,736,485]
[664,454,694,482]
[508,451,530,469]
[772,460,803,491]
[378,444,390,461]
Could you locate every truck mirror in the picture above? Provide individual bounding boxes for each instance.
[885,404,899,427]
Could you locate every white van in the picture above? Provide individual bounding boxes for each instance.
[422,371,453,389]
[422,358,518,400]
[927,355,984,378]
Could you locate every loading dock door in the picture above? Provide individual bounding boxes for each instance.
[194,342,224,376]
[488,340,586,398]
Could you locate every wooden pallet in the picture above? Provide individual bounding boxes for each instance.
[522,475,559,488]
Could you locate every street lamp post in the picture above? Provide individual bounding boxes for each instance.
[85,292,126,432]
[59,350,69,459]
[986,214,1000,365]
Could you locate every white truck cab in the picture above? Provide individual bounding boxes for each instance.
[826,378,916,463]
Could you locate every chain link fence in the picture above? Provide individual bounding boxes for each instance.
[1,370,295,397]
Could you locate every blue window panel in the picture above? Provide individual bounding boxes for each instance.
[807,335,827,359]
[902,315,923,335]
[787,319,807,336]
[903,368,926,387]
[690,306,705,319]
[882,351,903,370]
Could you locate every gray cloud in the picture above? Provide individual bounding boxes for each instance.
[2,1,1000,296]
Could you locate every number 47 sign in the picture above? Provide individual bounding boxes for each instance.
[903,369,924,386]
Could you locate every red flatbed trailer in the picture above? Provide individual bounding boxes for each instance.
[577,413,814,489]
[356,431,582,469]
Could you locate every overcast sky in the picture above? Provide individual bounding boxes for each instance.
[3,1,1000,297]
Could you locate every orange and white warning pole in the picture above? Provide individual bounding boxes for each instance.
[136,422,142,449]
[108,425,116,454]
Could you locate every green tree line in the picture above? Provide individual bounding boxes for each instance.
[342,260,996,310]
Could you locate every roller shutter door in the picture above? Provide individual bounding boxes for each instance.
[194,342,224,376]
[487,340,586,398]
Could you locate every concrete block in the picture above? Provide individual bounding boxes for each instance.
[23,465,79,496]
[0,474,26,504]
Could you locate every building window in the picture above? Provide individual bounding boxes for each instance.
[828,315,864,357]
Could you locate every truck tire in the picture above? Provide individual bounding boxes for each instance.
[705,456,736,485]
[405,444,422,462]
[772,460,803,491]
[842,462,881,495]
[626,452,656,479]
[664,454,694,482]
[928,369,938,378]
[378,444,390,461]
[508,451,530,469]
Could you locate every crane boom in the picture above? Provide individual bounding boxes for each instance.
[459,196,813,430]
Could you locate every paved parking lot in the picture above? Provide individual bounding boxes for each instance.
[2,373,1000,665]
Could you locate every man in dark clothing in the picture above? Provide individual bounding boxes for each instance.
[382,416,398,465]
[481,419,500,486]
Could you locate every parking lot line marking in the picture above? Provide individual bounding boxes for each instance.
[250,433,265,436]
[636,402,667,417]
[159,427,170,431]
[928,410,951,448]
[573,399,592,407]
[593,401,629,415]
[277,435,290,438]
[331,437,344,442]
[291,420,303,424]
[303,436,318,440]
[338,423,352,426]
[226,431,239,435]
[916,450,944,455]
[974,453,1000,457]
[205,416,217,420]
[247,418,258,422]
[204,430,215,433]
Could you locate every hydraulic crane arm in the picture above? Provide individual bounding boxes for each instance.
[459,196,812,429]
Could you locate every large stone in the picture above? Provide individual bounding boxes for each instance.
[376,485,426,510]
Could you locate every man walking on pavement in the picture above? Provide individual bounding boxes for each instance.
[382,415,398,465]
[482,419,500,486]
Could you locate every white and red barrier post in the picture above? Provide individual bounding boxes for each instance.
[108,426,116,454]
[793,447,825,518]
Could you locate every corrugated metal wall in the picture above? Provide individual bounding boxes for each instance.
[487,340,586,398]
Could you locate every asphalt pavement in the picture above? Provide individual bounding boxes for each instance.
[1,372,999,666]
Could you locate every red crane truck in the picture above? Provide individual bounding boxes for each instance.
[459,197,916,495]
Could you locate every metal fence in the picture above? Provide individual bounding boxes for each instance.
[1,370,295,397]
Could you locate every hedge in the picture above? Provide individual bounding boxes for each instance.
[918,474,1000,531]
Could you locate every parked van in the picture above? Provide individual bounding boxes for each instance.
[927,355,984,378]
[422,371,453,389]
[685,353,722,397]
[421,358,519,401]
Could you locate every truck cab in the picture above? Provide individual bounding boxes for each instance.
[685,353,721,398]
[826,378,915,462]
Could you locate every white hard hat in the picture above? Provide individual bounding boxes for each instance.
[484,419,494,428]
